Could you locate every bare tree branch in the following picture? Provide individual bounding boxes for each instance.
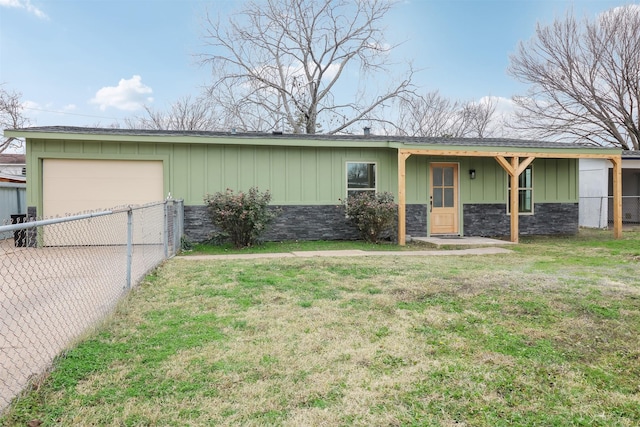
[125,95,221,131]
[199,0,415,134]
[389,91,500,138]
[0,85,30,153]
[508,5,640,149]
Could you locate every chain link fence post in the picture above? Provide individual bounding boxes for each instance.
[164,200,169,259]
[126,207,133,290]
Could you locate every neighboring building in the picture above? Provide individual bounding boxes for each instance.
[580,151,640,228]
[5,126,623,244]
[0,154,27,237]
[0,153,26,177]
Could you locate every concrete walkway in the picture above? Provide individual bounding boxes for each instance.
[178,246,513,261]
[178,236,515,261]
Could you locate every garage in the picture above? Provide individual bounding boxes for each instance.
[42,159,164,246]
[43,159,164,217]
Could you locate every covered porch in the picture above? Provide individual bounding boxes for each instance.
[396,145,623,245]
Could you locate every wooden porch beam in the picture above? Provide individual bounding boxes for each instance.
[397,150,411,246]
[495,156,514,174]
[399,149,618,160]
[516,156,536,176]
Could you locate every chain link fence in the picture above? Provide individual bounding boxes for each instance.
[579,196,640,228]
[0,199,184,412]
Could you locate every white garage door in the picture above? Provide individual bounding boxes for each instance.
[42,159,164,246]
[43,159,164,217]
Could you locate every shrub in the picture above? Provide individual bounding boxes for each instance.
[204,187,279,248]
[342,191,397,243]
[180,235,193,252]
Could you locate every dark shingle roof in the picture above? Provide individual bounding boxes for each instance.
[0,153,26,164]
[7,125,620,151]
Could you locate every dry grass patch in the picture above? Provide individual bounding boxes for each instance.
[3,232,640,426]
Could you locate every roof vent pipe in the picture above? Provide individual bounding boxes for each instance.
[363,127,371,136]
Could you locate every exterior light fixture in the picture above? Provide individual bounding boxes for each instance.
[469,169,476,179]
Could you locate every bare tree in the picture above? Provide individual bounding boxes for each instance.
[391,91,498,138]
[508,5,640,150]
[125,95,221,131]
[0,85,30,153]
[461,97,499,138]
[200,0,415,134]
[393,91,459,137]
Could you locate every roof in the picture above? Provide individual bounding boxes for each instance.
[622,150,640,159]
[0,172,26,183]
[4,125,621,155]
[0,153,26,165]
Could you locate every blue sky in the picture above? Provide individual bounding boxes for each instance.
[0,0,634,128]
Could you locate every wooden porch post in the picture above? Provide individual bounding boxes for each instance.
[508,157,520,243]
[398,150,410,246]
[610,156,623,239]
[495,156,535,243]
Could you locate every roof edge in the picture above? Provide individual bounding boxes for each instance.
[4,126,623,154]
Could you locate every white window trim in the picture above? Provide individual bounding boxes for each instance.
[346,161,377,199]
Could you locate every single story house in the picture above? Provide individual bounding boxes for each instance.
[4,126,624,244]
[580,151,640,227]
[0,153,26,177]
[0,176,26,239]
[0,154,27,236]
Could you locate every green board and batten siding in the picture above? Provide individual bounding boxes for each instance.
[26,137,578,212]
[176,144,399,205]
[460,157,578,204]
[28,139,396,206]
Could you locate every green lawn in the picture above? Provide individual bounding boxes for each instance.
[3,230,640,426]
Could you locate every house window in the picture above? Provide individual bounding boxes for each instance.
[507,166,533,214]
[347,162,376,198]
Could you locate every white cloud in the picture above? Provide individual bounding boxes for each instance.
[0,0,48,19]
[322,63,342,82]
[479,95,516,116]
[22,100,41,111]
[90,75,153,111]
[23,101,76,115]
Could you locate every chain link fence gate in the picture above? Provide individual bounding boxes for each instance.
[0,199,184,412]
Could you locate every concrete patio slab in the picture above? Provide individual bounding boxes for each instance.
[411,236,515,249]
